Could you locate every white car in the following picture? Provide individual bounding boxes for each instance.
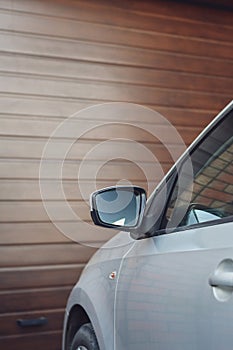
[63,101,233,350]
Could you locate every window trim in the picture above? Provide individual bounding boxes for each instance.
[156,214,233,237]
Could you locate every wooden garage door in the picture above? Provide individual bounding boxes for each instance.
[0,0,232,349]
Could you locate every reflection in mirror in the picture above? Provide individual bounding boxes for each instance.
[189,209,221,224]
[180,203,225,227]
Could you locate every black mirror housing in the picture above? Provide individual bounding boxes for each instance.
[90,186,147,231]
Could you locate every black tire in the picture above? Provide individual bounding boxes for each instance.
[70,323,100,350]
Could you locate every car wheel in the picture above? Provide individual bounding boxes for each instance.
[70,323,100,350]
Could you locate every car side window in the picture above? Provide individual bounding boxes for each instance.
[165,110,233,230]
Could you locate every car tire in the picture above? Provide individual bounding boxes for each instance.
[70,323,100,350]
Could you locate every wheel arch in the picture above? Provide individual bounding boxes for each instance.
[63,270,114,350]
[65,304,90,350]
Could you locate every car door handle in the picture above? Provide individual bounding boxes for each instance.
[209,272,233,288]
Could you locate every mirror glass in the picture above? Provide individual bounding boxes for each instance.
[93,187,146,228]
[180,204,224,227]
[187,208,223,225]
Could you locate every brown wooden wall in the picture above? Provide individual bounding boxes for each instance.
[0,0,232,349]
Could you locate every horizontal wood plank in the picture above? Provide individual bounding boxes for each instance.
[0,0,232,28]
[0,264,84,290]
[0,96,220,124]
[0,244,97,267]
[0,159,171,182]
[0,222,117,245]
[0,222,71,244]
[1,32,233,78]
[0,138,181,162]
[1,74,230,108]
[0,11,232,60]
[0,330,62,350]
[0,179,157,200]
[0,201,91,222]
[0,117,202,146]
[1,54,232,94]
[0,287,71,313]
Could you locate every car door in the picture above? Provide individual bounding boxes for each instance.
[114,107,233,350]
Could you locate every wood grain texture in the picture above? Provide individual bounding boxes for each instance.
[1,54,233,94]
[0,0,232,348]
[0,244,97,267]
[0,10,232,60]
[0,331,62,350]
[0,287,71,313]
[1,33,232,78]
[0,222,117,245]
[0,264,84,290]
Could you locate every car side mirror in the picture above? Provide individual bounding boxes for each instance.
[90,186,147,231]
[180,203,224,227]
